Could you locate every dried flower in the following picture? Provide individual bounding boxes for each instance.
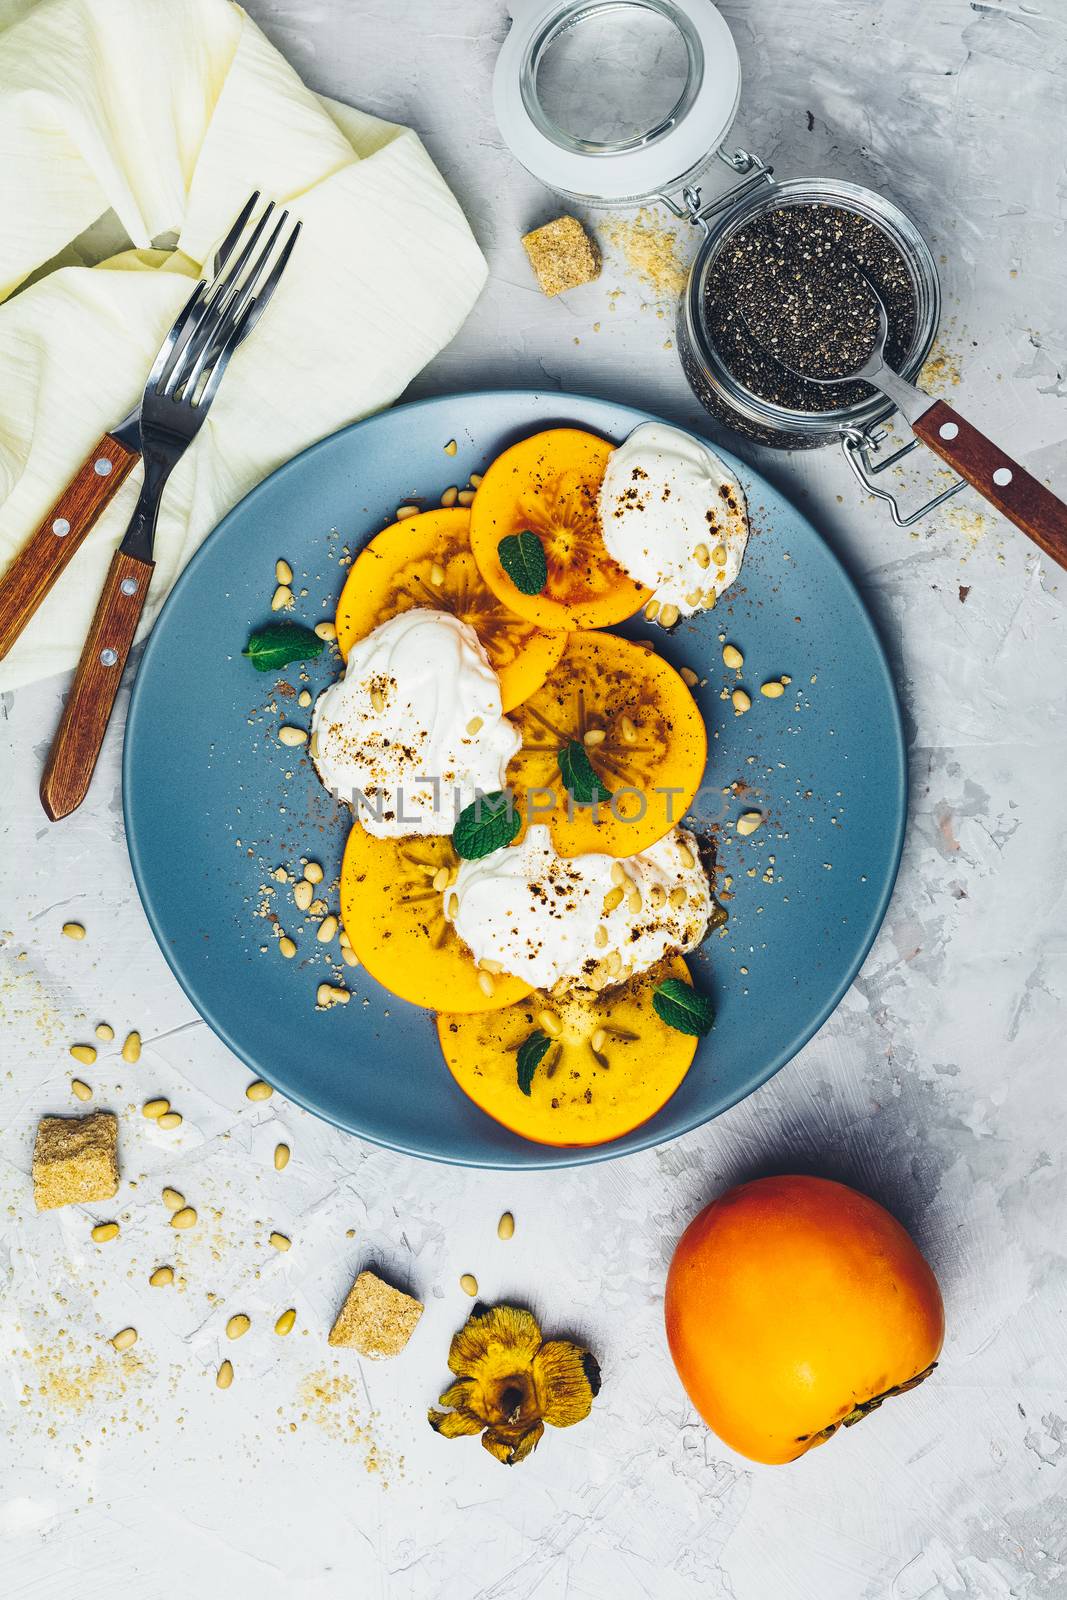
[428,1303,600,1465]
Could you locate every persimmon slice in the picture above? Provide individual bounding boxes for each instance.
[436,956,699,1146]
[334,508,564,712]
[505,631,707,858]
[339,823,531,1013]
[469,429,651,629]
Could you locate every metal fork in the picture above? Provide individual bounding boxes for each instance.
[40,205,300,821]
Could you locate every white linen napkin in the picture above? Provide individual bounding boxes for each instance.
[0,0,488,690]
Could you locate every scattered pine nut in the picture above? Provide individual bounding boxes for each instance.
[677,842,696,870]
[271,584,293,611]
[457,489,475,507]
[150,1266,174,1287]
[91,1222,119,1243]
[469,472,484,488]
[781,674,792,685]
[477,971,496,998]
[722,643,743,670]
[649,882,666,908]
[711,544,727,566]
[71,1079,92,1102]
[226,1313,251,1341]
[444,439,458,456]
[603,886,624,914]
[246,1080,273,1102]
[685,590,704,608]
[732,688,751,714]
[269,1231,291,1252]
[644,599,660,621]
[761,680,785,698]
[619,715,638,744]
[497,1211,515,1241]
[459,1273,478,1297]
[680,667,699,687]
[583,727,606,746]
[95,1022,114,1041]
[171,1206,197,1230]
[609,861,627,886]
[396,503,420,520]
[603,950,622,976]
[275,558,293,585]
[594,925,609,948]
[737,811,763,836]
[317,914,339,944]
[293,879,313,912]
[278,936,297,959]
[216,1359,234,1389]
[62,921,86,941]
[111,1327,137,1352]
[479,958,504,976]
[340,946,361,968]
[693,543,711,569]
[466,716,483,735]
[142,1098,169,1120]
[317,983,350,1007]
[301,862,324,887]
[70,1044,96,1066]
[157,1111,182,1130]
[626,887,642,914]
[537,1009,562,1038]
[659,603,680,628]
[278,725,308,748]
[440,488,458,508]
[432,866,450,892]
[298,689,312,708]
[121,1031,141,1064]
[274,1143,290,1171]
[369,685,386,713]
[669,886,688,909]
[275,1308,297,1336]
[314,620,337,641]
[162,1188,184,1211]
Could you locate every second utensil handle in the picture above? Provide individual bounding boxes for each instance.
[0,433,139,661]
[913,401,1067,570]
[39,549,154,822]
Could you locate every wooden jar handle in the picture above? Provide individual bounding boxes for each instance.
[0,433,139,661]
[40,550,154,821]
[914,400,1067,570]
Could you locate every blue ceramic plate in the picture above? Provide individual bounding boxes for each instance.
[123,391,905,1168]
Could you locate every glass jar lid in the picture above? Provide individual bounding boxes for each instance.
[494,0,742,204]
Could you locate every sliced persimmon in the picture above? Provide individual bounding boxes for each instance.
[334,508,564,712]
[505,631,706,858]
[469,428,651,629]
[437,955,699,1146]
[339,823,531,1013]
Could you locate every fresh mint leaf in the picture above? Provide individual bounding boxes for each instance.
[242,622,324,673]
[652,977,715,1037]
[558,740,612,806]
[498,529,547,596]
[452,790,521,861]
[516,1030,553,1096]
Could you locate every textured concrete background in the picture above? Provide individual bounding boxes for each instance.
[2,1,1066,1596]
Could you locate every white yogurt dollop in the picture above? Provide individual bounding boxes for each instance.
[312,609,520,836]
[598,422,749,617]
[446,823,712,993]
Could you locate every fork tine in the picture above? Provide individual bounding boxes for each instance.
[234,220,301,346]
[194,301,256,414]
[213,191,260,275]
[144,279,207,390]
[174,211,294,403]
[160,203,277,397]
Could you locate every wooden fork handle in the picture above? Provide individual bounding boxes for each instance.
[40,550,154,821]
[914,400,1067,570]
[0,433,139,662]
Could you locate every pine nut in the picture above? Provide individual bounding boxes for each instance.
[583,727,606,746]
[479,958,504,975]
[271,584,292,611]
[314,620,337,641]
[122,1031,141,1064]
[603,886,624,913]
[309,731,320,760]
[732,689,751,714]
[246,1080,273,1101]
[604,950,622,976]
[466,715,483,735]
[477,971,496,997]
[340,946,361,968]
[396,504,420,520]
[594,925,609,948]
[430,560,447,583]
[111,1327,137,1352]
[761,680,785,698]
[459,1273,478,1297]
[497,1211,515,1240]
[693,543,711,569]
[91,1222,119,1243]
[669,886,688,909]
[279,936,297,959]
[70,1044,96,1066]
[444,439,458,456]
[711,544,727,566]
[781,674,792,685]
[143,1098,169,1119]
[298,689,312,708]
[269,1231,291,1252]
[457,489,476,507]
[95,1022,114,1041]
[440,487,458,508]
[537,1009,562,1038]
[316,915,338,944]
[226,1313,251,1340]
[649,883,666,908]
[293,879,313,912]
[677,842,696,869]
[216,1360,234,1389]
[703,590,718,609]
[149,1266,174,1287]
[644,599,660,621]
[432,866,450,892]
[171,1206,197,1229]
[680,667,699,687]
[275,558,293,585]
[162,1188,184,1211]
[685,591,704,608]
[626,888,642,914]
[609,862,626,886]
[469,472,484,488]
[157,1112,182,1130]
[446,892,459,919]
[275,1308,296,1337]
[737,811,763,836]
[71,1079,92,1101]
[304,861,324,884]
[722,643,743,670]
[62,922,86,940]
[619,715,638,744]
[659,602,680,628]
[591,1028,606,1052]
[317,983,349,1007]
[369,685,385,713]
[278,725,308,747]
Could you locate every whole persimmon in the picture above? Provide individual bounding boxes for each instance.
[664,1175,944,1465]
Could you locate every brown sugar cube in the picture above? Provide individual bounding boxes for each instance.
[33,1111,119,1211]
[328,1270,423,1359]
[522,215,601,297]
